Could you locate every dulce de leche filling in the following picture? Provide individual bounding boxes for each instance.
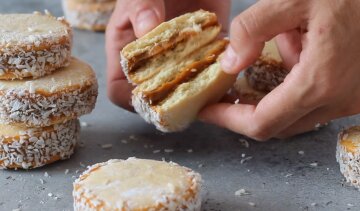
[127,19,219,73]
[142,39,228,106]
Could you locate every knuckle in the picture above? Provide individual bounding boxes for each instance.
[231,11,258,41]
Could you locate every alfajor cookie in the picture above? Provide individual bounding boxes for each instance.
[0,12,72,79]
[336,126,360,189]
[62,0,115,31]
[0,119,79,169]
[233,40,288,102]
[73,158,202,211]
[0,57,98,127]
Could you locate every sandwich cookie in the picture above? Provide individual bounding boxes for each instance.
[0,57,98,127]
[121,10,236,132]
[0,119,79,169]
[336,126,360,189]
[62,0,116,31]
[0,12,72,79]
[233,40,288,102]
[73,158,202,211]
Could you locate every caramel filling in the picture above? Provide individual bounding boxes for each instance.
[341,139,357,154]
[142,39,228,106]
[127,20,219,73]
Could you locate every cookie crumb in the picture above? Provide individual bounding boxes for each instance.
[235,188,251,196]
[101,144,113,149]
[153,149,161,154]
[310,162,318,167]
[164,149,174,153]
[248,202,256,207]
[239,139,250,148]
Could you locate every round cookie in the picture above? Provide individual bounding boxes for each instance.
[0,119,79,169]
[73,158,202,211]
[62,0,116,31]
[0,57,98,127]
[0,12,72,79]
[336,126,360,189]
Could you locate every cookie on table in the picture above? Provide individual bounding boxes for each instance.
[0,11,72,79]
[73,158,202,211]
[0,119,79,169]
[0,57,98,127]
[62,0,116,31]
[336,126,360,189]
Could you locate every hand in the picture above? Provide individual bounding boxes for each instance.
[199,0,360,140]
[106,0,231,111]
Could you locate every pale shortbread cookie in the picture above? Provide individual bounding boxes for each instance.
[336,126,360,189]
[73,158,202,211]
[0,57,98,127]
[0,119,79,169]
[62,0,115,31]
[0,12,72,79]
[121,10,236,132]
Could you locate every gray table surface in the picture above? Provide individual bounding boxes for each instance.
[1,1,360,211]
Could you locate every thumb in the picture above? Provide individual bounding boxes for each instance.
[128,0,165,38]
[222,0,308,74]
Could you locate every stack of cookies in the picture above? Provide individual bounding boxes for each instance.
[0,12,98,169]
[62,0,116,31]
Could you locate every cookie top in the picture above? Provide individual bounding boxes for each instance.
[0,57,96,94]
[0,12,71,47]
[74,158,201,210]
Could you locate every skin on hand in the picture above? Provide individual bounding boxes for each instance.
[105,0,231,111]
[199,0,360,140]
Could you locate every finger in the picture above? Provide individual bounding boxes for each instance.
[221,0,307,74]
[275,106,336,139]
[199,62,319,141]
[107,80,135,111]
[127,0,165,38]
[199,102,257,135]
[275,94,359,138]
[105,1,136,110]
[275,29,302,70]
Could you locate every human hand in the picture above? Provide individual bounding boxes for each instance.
[106,0,231,111]
[199,0,360,140]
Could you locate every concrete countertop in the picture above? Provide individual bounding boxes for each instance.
[0,1,359,211]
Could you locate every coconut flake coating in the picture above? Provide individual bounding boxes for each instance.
[0,13,72,79]
[0,84,97,127]
[0,57,98,127]
[0,119,80,169]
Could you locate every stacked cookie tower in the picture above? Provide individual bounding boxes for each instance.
[62,0,116,31]
[0,12,98,169]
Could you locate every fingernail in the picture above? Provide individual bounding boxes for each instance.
[136,9,158,36]
[221,46,240,74]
